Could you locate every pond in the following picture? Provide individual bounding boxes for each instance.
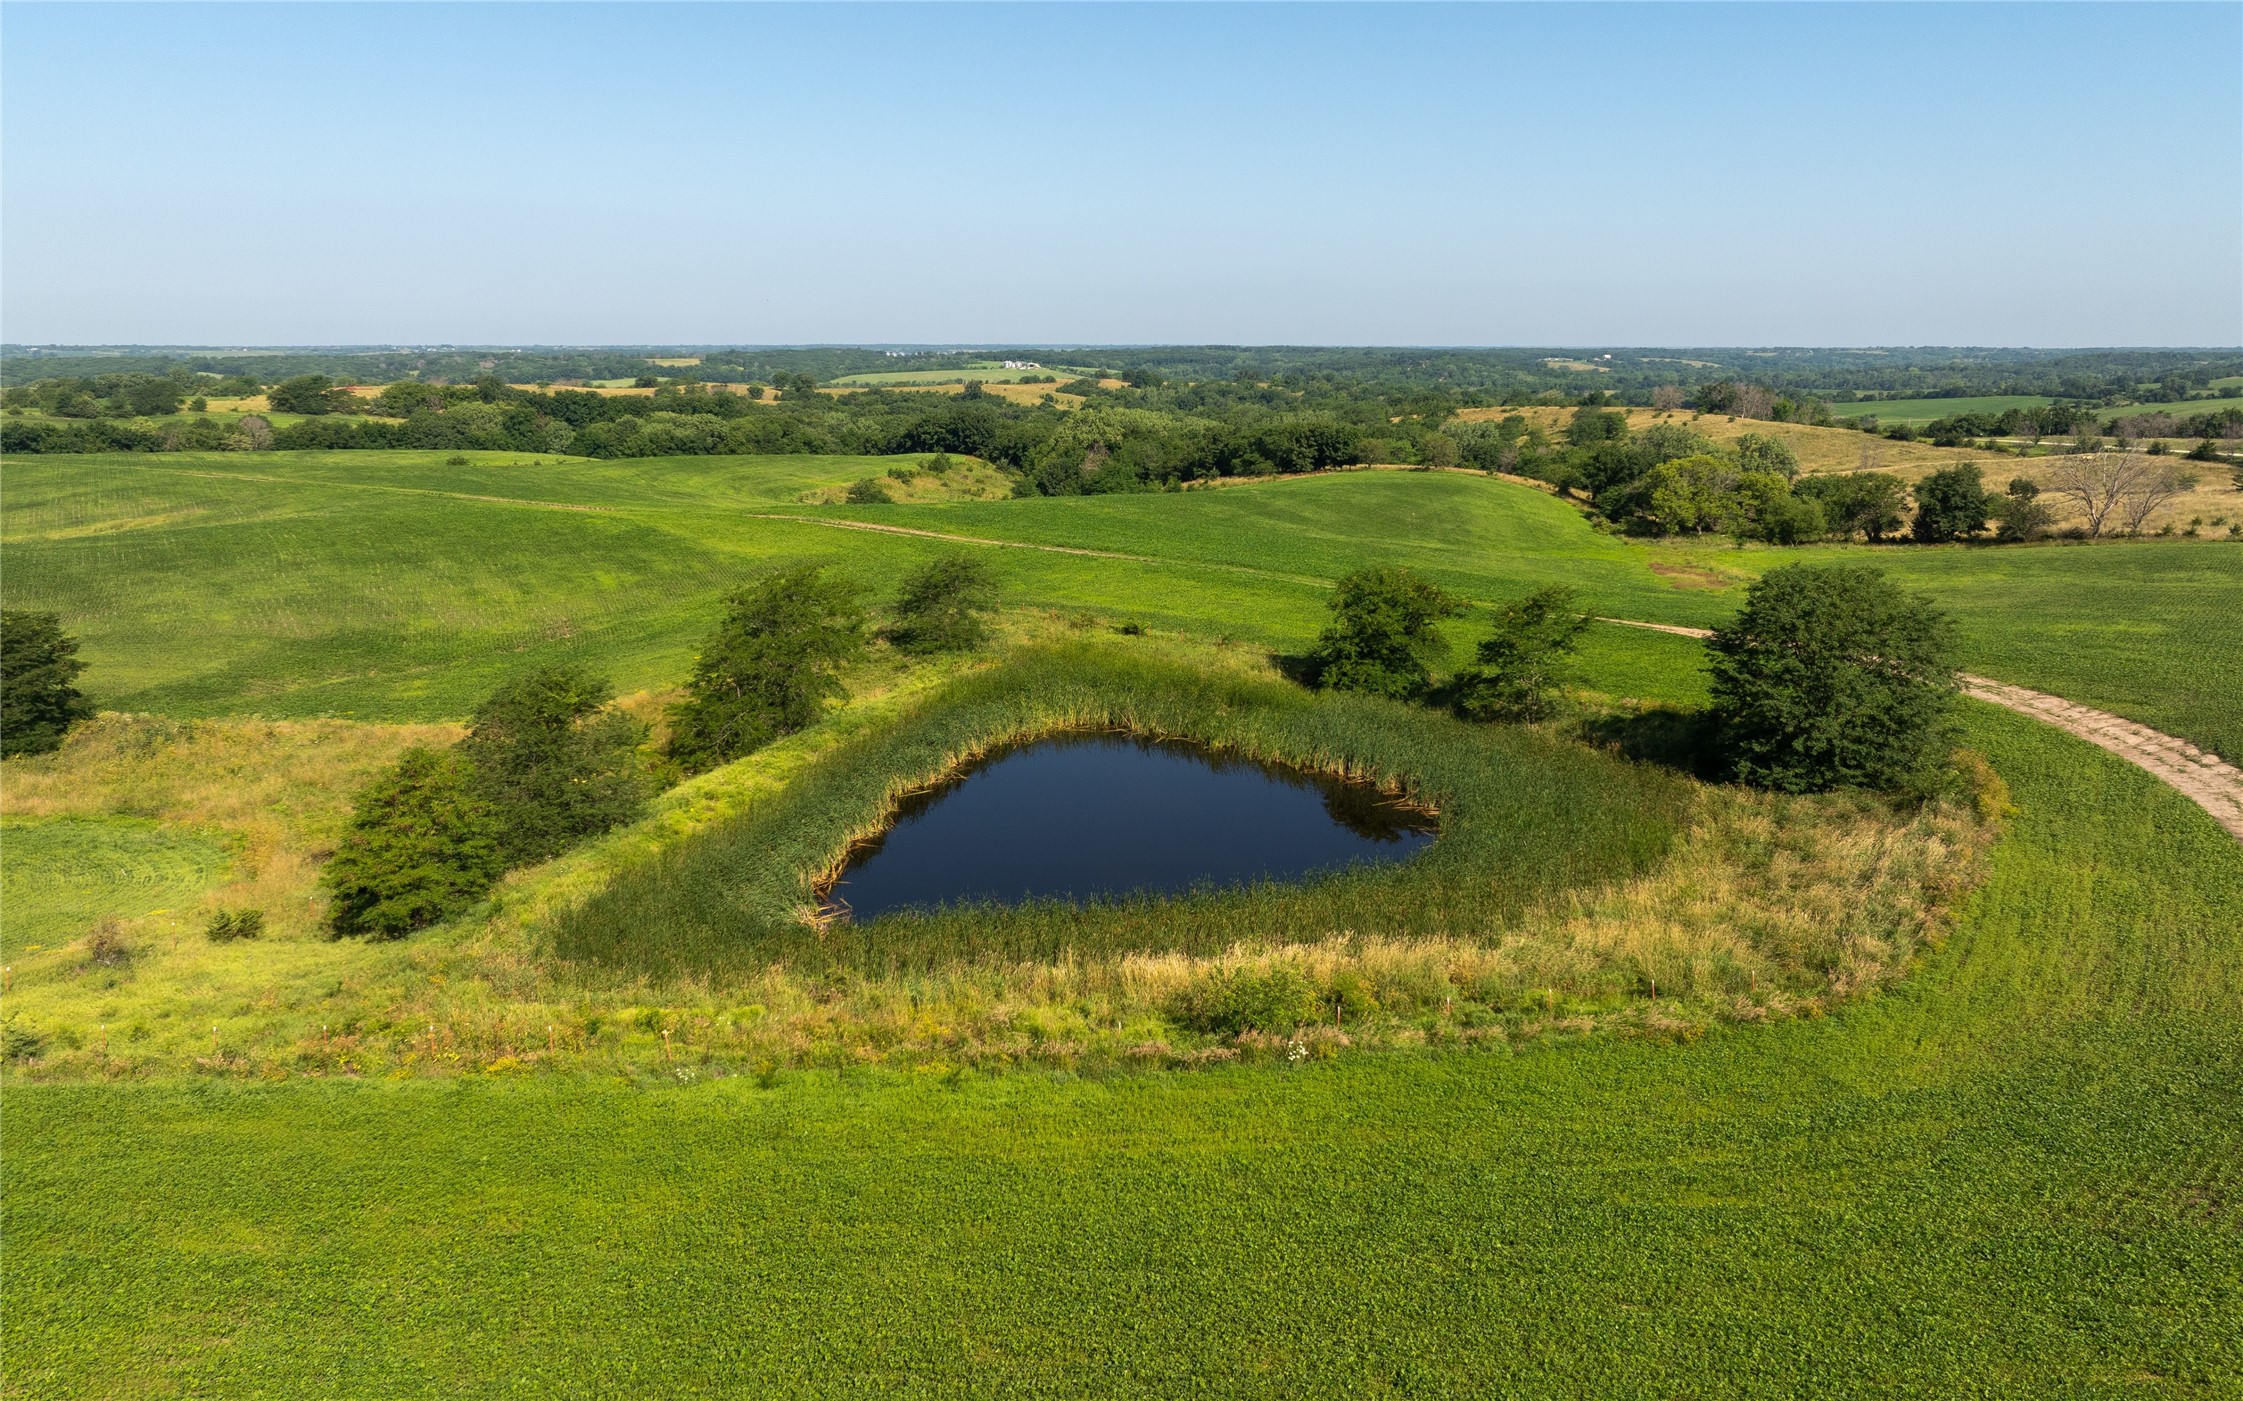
[825,732,1437,921]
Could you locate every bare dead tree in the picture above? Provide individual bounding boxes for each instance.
[230,414,273,452]
[1651,384,1685,412]
[1731,383,1777,420]
[2041,452,2151,537]
[2115,464,2199,534]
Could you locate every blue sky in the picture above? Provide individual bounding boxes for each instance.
[3,2,2237,347]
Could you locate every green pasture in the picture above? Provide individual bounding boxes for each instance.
[2103,394,2243,426]
[1827,394,2055,426]
[0,817,231,961]
[1634,536,2243,763]
[7,708,2240,1396]
[4,452,2237,759]
[5,443,2242,1394]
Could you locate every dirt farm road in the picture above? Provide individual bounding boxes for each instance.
[1606,619,2243,843]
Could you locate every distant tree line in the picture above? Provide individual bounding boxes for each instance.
[10,345,2238,412]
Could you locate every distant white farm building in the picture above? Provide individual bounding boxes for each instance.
[1001,360,1042,370]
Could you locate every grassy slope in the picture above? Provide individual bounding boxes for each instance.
[0,817,230,960]
[7,709,2239,1397]
[858,478,2243,760]
[6,453,2237,755]
[5,448,2241,1394]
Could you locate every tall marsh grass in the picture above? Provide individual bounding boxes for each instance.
[552,641,1694,980]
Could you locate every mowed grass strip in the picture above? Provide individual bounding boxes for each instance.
[5,710,2238,1397]
[0,817,231,961]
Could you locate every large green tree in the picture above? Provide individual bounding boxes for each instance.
[1708,564,1957,794]
[1796,472,1909,542]
[266,374,354,415]
[1910,464,1992,543]
[458,665,648,867]
[323,749,505,939]
[666,565,866,772]
[1306,568,1465,700]
[1450,587,1592,722]
[1,611,95,757]
[887,553,1000,655]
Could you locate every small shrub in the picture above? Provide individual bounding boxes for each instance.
[844,478,892,505]
[458,664,648,867]
[1,1019,46,1062]
[204,908,266,942]
[84,919,132,968]
[445,454,469,466]
[885,463,920,482]
[924,452,955,475]
[1451,586,1591,723]
[1167,965,1322,1037]
[665,564,866,773]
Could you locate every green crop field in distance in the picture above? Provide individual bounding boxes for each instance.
[6,452,2237,758]
[0,817,231,960]
[6,707,2239,1396]
[1828,391,2243,428]
[2102,393,2243,423]
[1828,394,2057,425]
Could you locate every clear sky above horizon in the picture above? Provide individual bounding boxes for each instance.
[4,2,2237,348]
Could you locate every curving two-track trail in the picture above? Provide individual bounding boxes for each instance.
[755,512,2243,843]
[1599,618,2243,841]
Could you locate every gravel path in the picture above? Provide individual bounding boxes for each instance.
[1600,619,2243,842]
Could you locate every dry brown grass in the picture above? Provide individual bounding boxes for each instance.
[795,457,1017,505]
[507,383,657,397]
[2,714,458,940]
[820,380,1101,409]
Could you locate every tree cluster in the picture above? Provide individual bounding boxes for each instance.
[324,665,650,938]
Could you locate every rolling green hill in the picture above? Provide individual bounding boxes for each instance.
[5,446,2240,1395]
[8,453,2236,753]
[7,708,2238,1396]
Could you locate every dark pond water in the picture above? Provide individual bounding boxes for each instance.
[826,733,1436,921]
